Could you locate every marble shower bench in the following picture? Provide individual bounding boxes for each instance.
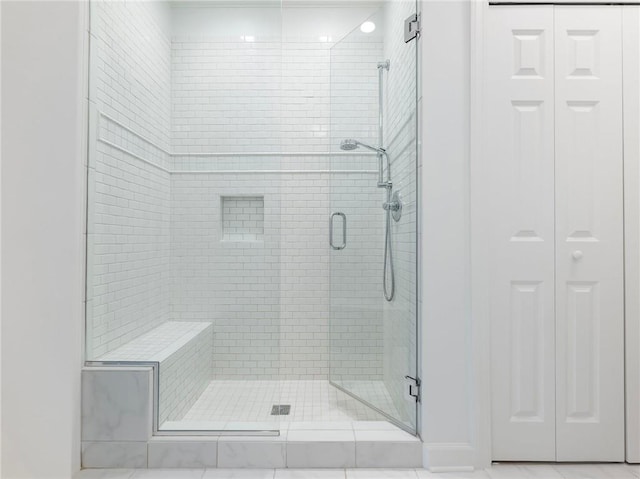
[97,321,213,425]
[82,321,214,467]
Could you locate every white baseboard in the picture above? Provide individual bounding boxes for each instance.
[422,442,476,471]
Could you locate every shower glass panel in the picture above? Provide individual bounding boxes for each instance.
[84,0,418,436]
[85,0,283,434]
[329,1,419,433]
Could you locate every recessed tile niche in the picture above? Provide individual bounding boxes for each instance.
[221,196,265,241]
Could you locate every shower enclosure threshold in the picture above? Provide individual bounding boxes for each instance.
[82,367,422,468]
[143,424,423,469]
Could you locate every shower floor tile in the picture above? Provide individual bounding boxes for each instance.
[161,380,402,430]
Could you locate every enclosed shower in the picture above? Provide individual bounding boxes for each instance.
[84,0,419,436]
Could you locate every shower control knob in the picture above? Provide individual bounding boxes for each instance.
[383,201,400,211]
[386,191,403,222]
[572,250,583,260]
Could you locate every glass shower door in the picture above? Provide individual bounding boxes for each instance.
[328,0,419,434]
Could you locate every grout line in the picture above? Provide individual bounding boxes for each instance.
[99,112,171,156]
[97,138,170,173]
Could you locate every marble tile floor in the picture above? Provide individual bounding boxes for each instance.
[75,464,640,479]
[161,380,401,431]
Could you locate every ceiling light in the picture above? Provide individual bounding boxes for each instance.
[360,21,376,33]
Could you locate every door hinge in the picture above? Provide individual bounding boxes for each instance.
[405,375,421,403]
[404,13,420,43]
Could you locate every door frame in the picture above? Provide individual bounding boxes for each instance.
[469,0,493,469]
[623,5,640,464]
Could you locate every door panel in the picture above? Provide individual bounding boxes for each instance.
[554,7,624,462]
[328,0,419,434]
[487,6,556,461]
[488,5,625,463]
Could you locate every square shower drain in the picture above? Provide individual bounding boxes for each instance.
[271,405,291,415]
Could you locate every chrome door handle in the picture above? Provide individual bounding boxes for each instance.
[330,212,346,250]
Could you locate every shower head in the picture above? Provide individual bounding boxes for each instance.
[339,138,384,154]
[340,139,359,151]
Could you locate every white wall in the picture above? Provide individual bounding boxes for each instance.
[419,0,476,470]
[1,1,86,477]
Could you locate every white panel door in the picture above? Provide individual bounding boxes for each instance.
[554,7,625,462]
[486,6,557,461]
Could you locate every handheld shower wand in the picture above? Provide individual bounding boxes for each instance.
[339,138,400,302]
[335,59,398,301]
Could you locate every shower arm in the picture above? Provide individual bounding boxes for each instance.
[351,141,392,189]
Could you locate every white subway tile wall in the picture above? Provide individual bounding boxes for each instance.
[89,139,171,358]
[329,35,382,153]
[87,0,172,358]
[168,22,383,379]
[170,172,282,379]
[171,38,283,154]
[157,323,214,424]
[90,1,171,152]
[281,42,330,153]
